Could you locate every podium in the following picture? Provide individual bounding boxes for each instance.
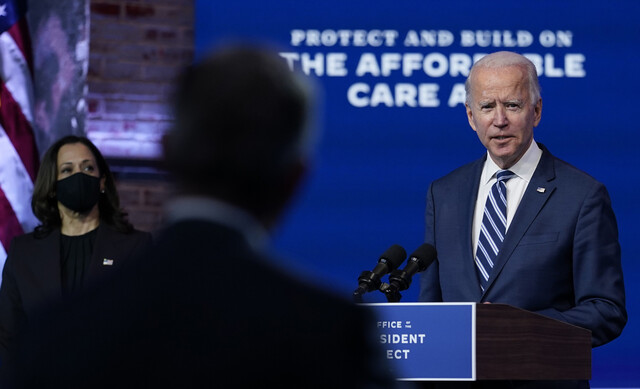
[366,303,591,381]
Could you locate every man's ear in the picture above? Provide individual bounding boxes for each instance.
[466,103,477,133]
[261,157,310,231]
[533,98,543,127]
[161,132,171,158]
[160,132,176,170]
[283,157,309,203]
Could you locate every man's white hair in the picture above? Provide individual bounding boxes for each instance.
[465,51,541,105]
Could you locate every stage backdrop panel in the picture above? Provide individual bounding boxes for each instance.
[195,1,640,386]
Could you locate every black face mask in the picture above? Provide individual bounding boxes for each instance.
[56,173,101,213]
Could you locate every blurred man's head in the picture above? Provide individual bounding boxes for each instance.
[164,46,314,228]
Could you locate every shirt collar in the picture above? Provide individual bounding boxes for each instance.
[164,196,269,251]
[481,139,542,185]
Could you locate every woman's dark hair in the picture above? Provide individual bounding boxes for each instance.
[32,135,133,237]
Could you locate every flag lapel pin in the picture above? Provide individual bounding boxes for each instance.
[103,258,114,266]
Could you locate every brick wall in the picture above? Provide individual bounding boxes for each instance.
[116,177,173,233]
[87,0,195,232]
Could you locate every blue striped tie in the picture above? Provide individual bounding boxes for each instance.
[475,169,516,291]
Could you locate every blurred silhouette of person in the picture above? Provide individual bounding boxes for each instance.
[0,135,152,365]
[4,46,394,388]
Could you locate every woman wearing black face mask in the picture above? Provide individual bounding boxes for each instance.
[0,135,152,362]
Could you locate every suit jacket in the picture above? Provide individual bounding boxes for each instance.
[0,224,152,360]
[5,220,393,388]
[419,144,626,347]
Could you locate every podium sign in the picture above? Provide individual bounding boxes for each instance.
[365,302,592,381]
[366,302,476,381]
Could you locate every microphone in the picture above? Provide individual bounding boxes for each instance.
[352,244,406,303]
[382,243,436,302]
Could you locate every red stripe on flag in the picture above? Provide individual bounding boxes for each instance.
[7,18,33,75]
[0,186,24,250]
[0,81,38,181]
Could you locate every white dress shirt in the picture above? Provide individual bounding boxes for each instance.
[164,196,269,252]
[472,140,543,257]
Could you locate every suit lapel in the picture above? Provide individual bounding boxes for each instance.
[459,157,486,298]
[483,145,556,296]
[88,224,117,278]
[30,229,63,300]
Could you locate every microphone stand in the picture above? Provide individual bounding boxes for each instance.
[380,283,402,302]
[352,270,381,303]
[381,269,414,302]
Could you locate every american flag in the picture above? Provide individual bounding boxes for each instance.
[0,0,40,278]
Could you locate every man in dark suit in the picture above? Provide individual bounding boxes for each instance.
[418,51,626,388]
[5,46,394,388]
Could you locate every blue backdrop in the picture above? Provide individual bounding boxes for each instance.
[196,1,640,386]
